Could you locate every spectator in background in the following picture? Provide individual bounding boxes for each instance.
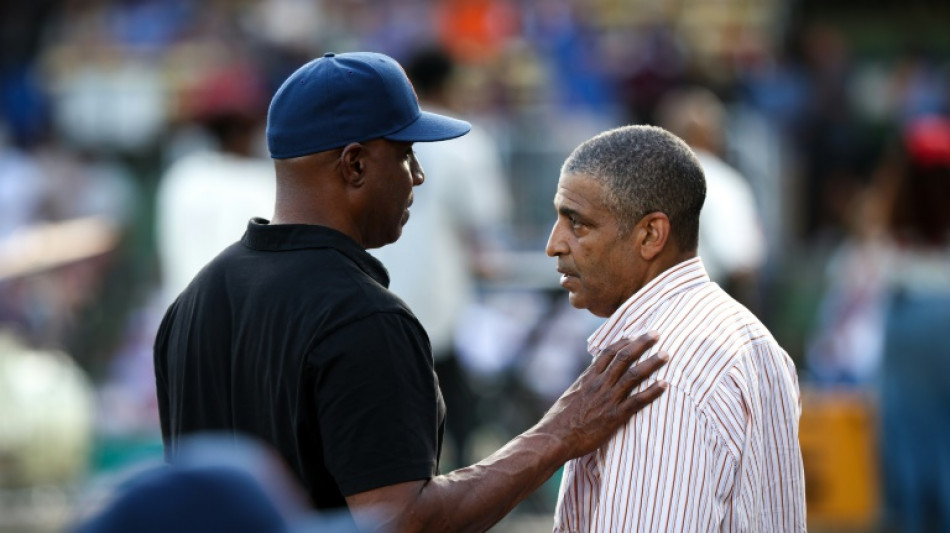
[0,113,138,379]
[155,63,275,306]
[804,185,890,385]
[0,330,96,491]
[655,87,767,309]
[369,45,513,468]
[873,114,950,533]
[0,126,44,240]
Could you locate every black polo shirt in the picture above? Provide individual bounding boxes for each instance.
[154,218,445,510]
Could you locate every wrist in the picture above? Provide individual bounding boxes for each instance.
[523,421,573,465]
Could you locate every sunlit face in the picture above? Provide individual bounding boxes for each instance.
[545,172,645,318]
[359,139,424,249]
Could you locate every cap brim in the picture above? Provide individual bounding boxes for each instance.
[384,110,471,143]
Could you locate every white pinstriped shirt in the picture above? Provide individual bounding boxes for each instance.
[554,257,806,532]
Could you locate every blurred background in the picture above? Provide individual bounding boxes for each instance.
[1,0,949,531]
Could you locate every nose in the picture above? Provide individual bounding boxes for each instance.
[411,153,425,186]
[545,220,566,257]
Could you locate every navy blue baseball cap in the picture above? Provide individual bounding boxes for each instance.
[71,433,368,533]
[267,51,472,159]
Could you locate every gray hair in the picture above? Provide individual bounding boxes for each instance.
[561,125,706,251]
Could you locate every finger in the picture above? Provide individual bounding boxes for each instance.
[615,352,669,392]
[590,340,624,373]
[603,331,659,380]
[620,380,668,414]
[597,331,658,372]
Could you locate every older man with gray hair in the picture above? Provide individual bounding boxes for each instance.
[547,125,806,532]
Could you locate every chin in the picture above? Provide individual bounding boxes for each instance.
[568,293,586,310]
[367,232,402,250]
[570,295,611,317]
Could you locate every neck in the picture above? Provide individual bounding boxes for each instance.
[270,155,362,245]
[640,249,697,292]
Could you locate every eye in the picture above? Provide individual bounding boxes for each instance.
[562,215,582,236]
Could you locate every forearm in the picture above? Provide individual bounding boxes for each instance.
[410,426,570,533]
[348,334,667,533]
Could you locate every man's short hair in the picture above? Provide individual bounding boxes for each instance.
[561,125,706,251]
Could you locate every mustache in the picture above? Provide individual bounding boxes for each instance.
[557,264,578,277]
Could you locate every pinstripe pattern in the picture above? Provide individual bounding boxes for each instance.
[554,258,806,532]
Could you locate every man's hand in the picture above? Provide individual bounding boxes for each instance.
[345,332,667,533]
[537,331,668,460]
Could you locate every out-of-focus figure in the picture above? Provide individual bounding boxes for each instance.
[0,296,99,531]
[872,114,950,533]
[805,184,890,385]
[369,45,513,469]
[655,87,767,308]
[155,63,274,307]
[71,433,368,533]
[0,331,95,487]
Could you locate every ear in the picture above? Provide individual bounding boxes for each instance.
[339,142,366,187]
[636,212,672,261]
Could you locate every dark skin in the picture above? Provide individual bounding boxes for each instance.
[272,140,668,532]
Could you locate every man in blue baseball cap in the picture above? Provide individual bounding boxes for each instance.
[154,51,668,532]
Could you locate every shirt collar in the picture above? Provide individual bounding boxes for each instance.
[587,256,709,355]
[241,217,390,286]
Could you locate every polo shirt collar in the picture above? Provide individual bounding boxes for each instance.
[587,256,709,355]
[241,218,390,286]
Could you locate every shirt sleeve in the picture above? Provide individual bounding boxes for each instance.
[309,311,443,497]
[153,301,176,460]
[724,347,807,532]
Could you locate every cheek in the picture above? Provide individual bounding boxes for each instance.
[575,248,606,289]
[581,270,611,299]
[581,246,628,292]
[385,179,410,207]
[571,267,615,316]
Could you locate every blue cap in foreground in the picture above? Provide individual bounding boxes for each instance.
[71,434,368,533]
[267,51,472,159]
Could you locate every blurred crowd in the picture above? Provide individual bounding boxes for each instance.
[1,0,949,531]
